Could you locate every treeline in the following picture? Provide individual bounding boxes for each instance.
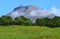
[0,16,60,28]
[0,16,33,26]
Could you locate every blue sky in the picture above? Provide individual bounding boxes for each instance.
[0,0,60,16]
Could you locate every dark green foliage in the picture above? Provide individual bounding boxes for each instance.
[35,16,60,28]
[15,16,33,26]
[0,16,13,25]
[0,16,33,26]
[9,20,17,25]
[36,18,45,26]
[0,15,60,28]
[53,16,60,27]
[24,21,33,26]
[35,18,50,26]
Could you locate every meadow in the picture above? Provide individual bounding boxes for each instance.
[0,26,60,39]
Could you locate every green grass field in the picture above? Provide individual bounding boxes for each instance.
[0,26,60,39]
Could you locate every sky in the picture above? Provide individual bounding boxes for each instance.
[0,0,60,16]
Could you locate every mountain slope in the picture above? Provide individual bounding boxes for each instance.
[7,5,55,22]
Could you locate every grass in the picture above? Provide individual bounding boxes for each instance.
[0,26,60,39]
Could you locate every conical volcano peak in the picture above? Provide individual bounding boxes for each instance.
[13,5,42,11]
[13,5,25,11]
[7,5,55,22]
[26,5,43,10]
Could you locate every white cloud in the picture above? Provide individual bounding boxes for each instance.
[30,9,50,17]
[50,6,60,16]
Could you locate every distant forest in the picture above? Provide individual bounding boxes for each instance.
[0,16,60,28]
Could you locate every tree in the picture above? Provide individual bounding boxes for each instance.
[35,17,56,28]
[35,18,46,26]
[15,16,33,26]
[53,16,60,27]
[0,16,13,25]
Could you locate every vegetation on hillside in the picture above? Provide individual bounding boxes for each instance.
[0,16,60,28]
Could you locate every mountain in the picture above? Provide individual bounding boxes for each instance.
[7,5,55,22]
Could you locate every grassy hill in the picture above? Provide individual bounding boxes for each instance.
[0,26,60,39]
